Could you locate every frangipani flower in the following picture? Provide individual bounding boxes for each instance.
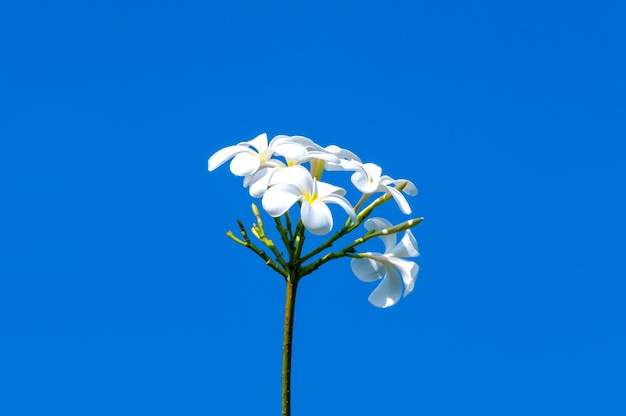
[262,165,356,235]
[270,135,344,180]
[268,135,363,180]
[207,133,309,176]
[350,217,419,308]
[344,160,418,214]
[209,133,314,197]
[309,144,361,180]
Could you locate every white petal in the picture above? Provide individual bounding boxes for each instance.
[208,145,250,172]
[247,133,269,152]
[326,158,361,172]
[307,151,340,163]
[364,217,392,231]
[315,180,346,197]
[272,142,309,161]
[301,200,333,235]
[386,186,412,214]
[390,229,419,258]
[346,161,375,192]
[262,183,301,217]
[351,171,378,194]
[385,257,419,296]
[367,267,403,308]
[274,135,319,150]
[324,145,361,162]
[401,261,419,296]
[321,193,356,221]
[363,163,382,181]
[230,152,260,176]
[364,217,396,252]
[383,178,418,196]
[269,166,313,195]
[246,168,275,198]
[404,181,418,196]
[350,256,385,282]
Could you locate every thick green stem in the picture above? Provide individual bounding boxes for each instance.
[282,277,298,416]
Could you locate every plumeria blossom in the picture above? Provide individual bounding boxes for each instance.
[336,159,418,214]
[262,165,356,235]
[208,133,298,175]
[309,144,362,180]
[350,217,419,308]
[270,135,362,181]
[208,133,312,197]
[273,135,344,180]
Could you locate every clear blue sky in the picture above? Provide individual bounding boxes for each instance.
[1,1,625,415]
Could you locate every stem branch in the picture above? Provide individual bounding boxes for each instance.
[282,277,298,416]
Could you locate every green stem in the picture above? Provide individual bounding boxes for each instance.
[282,276,298,416]
[299,217,424,277]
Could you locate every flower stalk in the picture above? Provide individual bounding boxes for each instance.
[282,275,298,416]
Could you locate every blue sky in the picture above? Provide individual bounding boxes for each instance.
[1,1,625,415]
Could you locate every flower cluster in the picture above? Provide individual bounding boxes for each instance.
[208,133,422,307]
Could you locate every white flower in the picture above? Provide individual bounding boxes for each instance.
[207,133,313,175]
[262,165,356,235]
[269,135,363,180]
[309,144,361,179]
[350,217,419,308]
[339,160,418,214]
[208,133,310,197]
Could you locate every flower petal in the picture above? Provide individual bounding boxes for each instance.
[364,217,392,231]
[351,171,377,194]
[389,229,419,258]
[383,178,418,196]
[308,151,340,163]
[364,217,396,252]
[273,135,319,150]
[230,152,260,176]
[262,183,301,217]
[385,185,412,214]
[269,165,313,195]
[363,163,382,181]
[325,157,361,172]
[315,180,346,197]
[208,145,250,172]
[386,257,419,296]
[246,167,275,198]
[321,193,357,221]
[272,142,309,161]
[247,133,269,153]
[324,144,361,162]
[367,266,403,308]
[301,200,333,235]
[402,261,419,296]
[351,256,385,282]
